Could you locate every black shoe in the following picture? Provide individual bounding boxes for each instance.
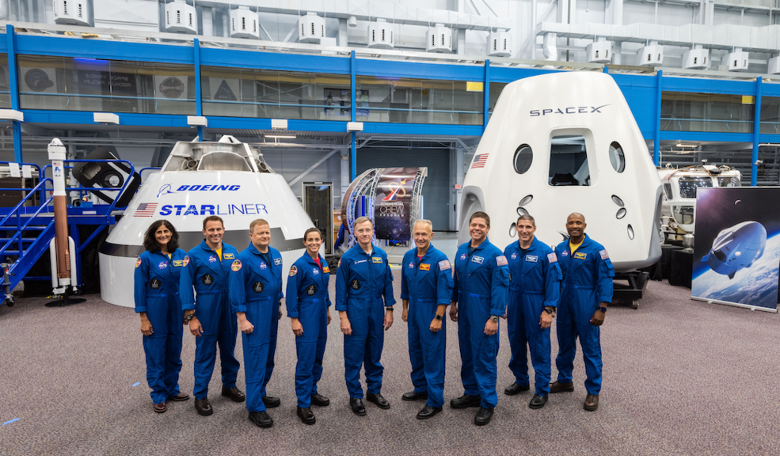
[311,393,330,407]
[474,407,494,426]
[402,391,429,402]
[529,394,548,409]
[248,411,273,428]
[350,398,366,416]
[195,398,213,416]
[167,392,190,402]
[549,381,575,393]
[450,394,481,409]
[297,407,316,425]
[504,382,530,396]
[221,386,246,403]
[262,395,281,408]
[416,405,442,420]
[366,393,390,409]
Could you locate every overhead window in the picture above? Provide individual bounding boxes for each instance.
[678,177,712,199]
[549,135,590,186]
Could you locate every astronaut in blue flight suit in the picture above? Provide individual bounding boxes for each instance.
[503,214,561,410]
[286,227,333,425]
[134,220,189,413]
[180,216,244,417]
[400,219,453,420]
[229,219,284,428]
[550,213,614,412]
[449,211,510,426]
[336,216,396,417]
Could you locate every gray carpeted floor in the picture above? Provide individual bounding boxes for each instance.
[1,277,779,456]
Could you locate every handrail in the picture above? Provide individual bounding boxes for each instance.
[0,161,45,203]
[0,197,54,257]
[0,178,53,258]
[0,178,52,228]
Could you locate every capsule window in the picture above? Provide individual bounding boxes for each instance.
[513,145,533,174]
[608,142,625,173]
[549,135,589,186]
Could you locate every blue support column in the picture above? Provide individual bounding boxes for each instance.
[6,25,22,162]
[653,70,663,166]
[194,39,203,141]
[350,51,357,180]
[483,59,490,131]
[751,77,763,187]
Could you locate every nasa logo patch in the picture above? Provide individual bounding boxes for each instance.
[158,261,168,270]
[408,262,415,269]
[306,285,317,296]
[496,256,508,266]
[574,252,587,260]
[511,253,517,260]
[312,268,320,275]
[274,258,282,266]
[289,266,298,277]
[135,257,142,268]
[460,253,467,261]
[183,256,189,267]
[600,250,609,260]
[438,259,451,270]
[208,256,217,263]
[472,256,484,265]
[547,253,558,263]
[149,278,161,289]
[252,281,264,293]
[420,264,431,271]
[562,251,569,257]
[223,253,235,260]
[202,274,214,286]
[260,262,267,270]
[231,260,242,272]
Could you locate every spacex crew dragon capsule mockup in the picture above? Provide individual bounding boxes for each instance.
[702,221,767,280]
[458,71,663,272]
[99,136,313,307]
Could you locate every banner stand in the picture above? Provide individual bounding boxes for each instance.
[691,296,778,313]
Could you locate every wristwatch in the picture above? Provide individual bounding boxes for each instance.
[491,315,499,322]
[184,313,196,323]
[599,306,607,313]
[544,307,555,315]
[386,307,394,312]
[435,314,443,321]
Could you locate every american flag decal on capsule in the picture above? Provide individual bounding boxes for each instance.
[134,203,158,217]
[471,153,489,169]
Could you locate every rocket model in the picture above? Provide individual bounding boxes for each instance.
[47,139,79,298]
[99,136,314,307]
[702,221,766,279]
[458,72,663,272]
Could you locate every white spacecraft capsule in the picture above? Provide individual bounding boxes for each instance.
[99,136,313,308]
[702,221,766,280]
[458,72,662,272]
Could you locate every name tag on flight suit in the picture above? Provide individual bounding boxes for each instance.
[574,252,587,260]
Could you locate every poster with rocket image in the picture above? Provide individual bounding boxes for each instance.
[691,187,780,312]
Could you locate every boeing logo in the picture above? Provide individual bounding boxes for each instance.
[530,104,609,116]
[157,184,241,197]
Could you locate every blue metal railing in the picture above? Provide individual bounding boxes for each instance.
[0,178,53,259]
[0,161,45,204]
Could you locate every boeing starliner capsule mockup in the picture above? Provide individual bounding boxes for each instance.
[702,221,766,280]
[458,72,662,272]
[99,136,313,307]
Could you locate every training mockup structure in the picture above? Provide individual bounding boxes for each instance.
[458,71,663,272]
[99,136,313,308]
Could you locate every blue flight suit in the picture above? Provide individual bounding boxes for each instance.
[286,253,331,408]
[134,248,188,404]
[554,234,614,395]
[504,237,562,396]
[179,240,241,400]
[229,243,284,413]
[335,244,395,399]
[452,240,510,409]
[400,244,453,409]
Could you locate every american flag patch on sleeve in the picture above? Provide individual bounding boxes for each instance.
[547,253,557,263]
[600,250,609,260]
[438,259,451,270]
[496,255,508,266]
